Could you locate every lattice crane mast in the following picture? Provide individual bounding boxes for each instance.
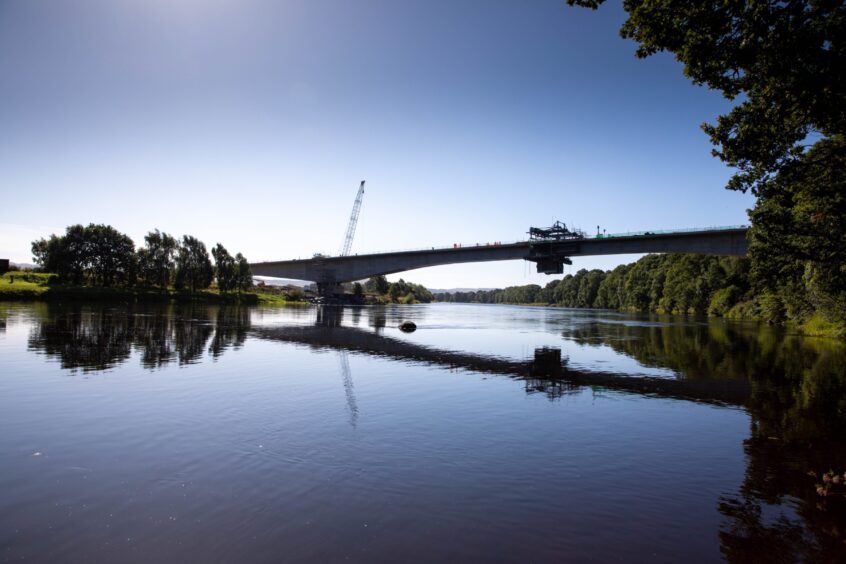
[339,180,365,256]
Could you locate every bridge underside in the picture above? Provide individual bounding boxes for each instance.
[250,228,748,288]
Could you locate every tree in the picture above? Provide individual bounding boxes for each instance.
[61,224,88,284]
[577,269,604,308]
[174,236,213,293]
[138,230,178,289]
[211,243,236,292]
[234,253,253,293]
[365,275,390,294]
[32,234,69,279]
[31,223,135,286]
[748,136,846,323]
[84,224,136,286]
[352,282,364,297]
[596,264,629,309]
[388,279,404,301]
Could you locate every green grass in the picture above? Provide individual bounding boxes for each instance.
[256,292,307,306]
[799,312,846,339]
[0,276,49,299]
[0,272,304,306]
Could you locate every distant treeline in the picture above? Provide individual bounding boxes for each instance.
[434,254,753,317]
[31,224,252,293]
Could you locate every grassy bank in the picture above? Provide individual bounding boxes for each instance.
[0,272,304,306]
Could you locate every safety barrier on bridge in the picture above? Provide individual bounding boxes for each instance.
[307,225,749,258]
[597,224,748,239]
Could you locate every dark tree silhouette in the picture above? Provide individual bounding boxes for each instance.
[174,235,214,293]
[212,243,236,292]
[234,252,252,293]
[138,229,178,289]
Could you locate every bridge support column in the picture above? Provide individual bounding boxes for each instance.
[316,282,343,297]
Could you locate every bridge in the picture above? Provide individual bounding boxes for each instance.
[250,226,748,290]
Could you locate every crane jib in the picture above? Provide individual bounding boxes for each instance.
[339,180,365,257]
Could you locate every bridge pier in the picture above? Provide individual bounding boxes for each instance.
[316,282,343,298]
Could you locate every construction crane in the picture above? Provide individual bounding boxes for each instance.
[339,180,365,256]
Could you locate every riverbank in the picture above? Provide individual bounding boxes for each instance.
[433,297,845,339]
[0,273,304,306]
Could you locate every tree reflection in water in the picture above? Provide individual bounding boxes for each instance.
[564,316,846,561]
[27,303,252,372]
[719,339,846,562]
[28,305,135,371]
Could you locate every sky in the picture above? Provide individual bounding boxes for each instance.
[0,0,754,289]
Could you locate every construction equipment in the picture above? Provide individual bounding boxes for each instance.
[339,181,365,256]
[528,220,585,241]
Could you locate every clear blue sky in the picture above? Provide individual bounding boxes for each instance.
[0,0,753,288]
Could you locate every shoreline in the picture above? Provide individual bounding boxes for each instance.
[0,274,303,306]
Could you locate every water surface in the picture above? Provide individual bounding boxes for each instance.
[1,302,844,562]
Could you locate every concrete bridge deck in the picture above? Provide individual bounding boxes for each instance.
[251,226,748,285]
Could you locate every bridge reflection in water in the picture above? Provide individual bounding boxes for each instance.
[255,306,751,406]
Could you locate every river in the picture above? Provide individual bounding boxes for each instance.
[1,302,844,562]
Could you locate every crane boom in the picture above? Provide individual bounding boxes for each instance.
[339,180,365,256]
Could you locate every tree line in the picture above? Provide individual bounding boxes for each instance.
[435,253,755,317]
[31,224,252,293]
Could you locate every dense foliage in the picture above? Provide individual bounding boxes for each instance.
[31,224,252,294]
[31,224,135,286]
[174,236,214,293]
[364,275,433,303]
[748,136,846,325]
[567,1,846,331]
[436,253,753,316]
[137,230,178,289]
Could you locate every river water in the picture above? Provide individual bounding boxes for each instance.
[1,302,844,562]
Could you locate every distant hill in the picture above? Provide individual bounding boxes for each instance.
[11,262,36,270]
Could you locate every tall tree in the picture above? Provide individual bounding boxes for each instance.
[748,136,846,322]
[32,234,70,280]
[32,223,134,285]
[174,236,213,293]
[211,243,236,292]
[234,253,252,293]
[138,230,178,289]
[84,224,136,286]
[365,275,390,294]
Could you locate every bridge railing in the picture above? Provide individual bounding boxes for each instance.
[597,224,748,239]
[306,225,749,259]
